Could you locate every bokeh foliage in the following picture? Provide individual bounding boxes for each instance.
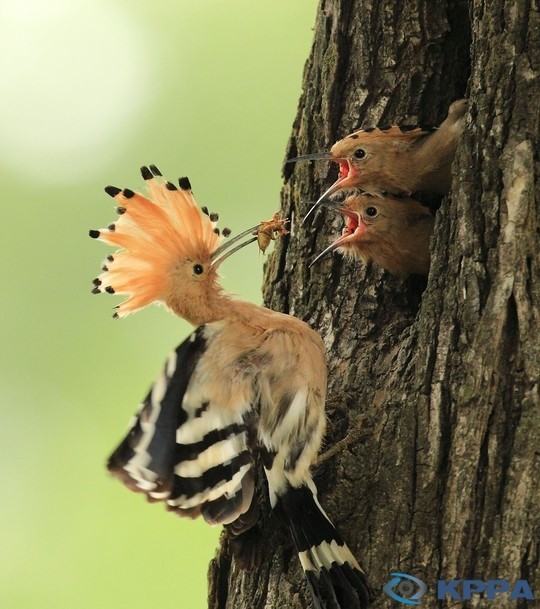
[0,2,316,607]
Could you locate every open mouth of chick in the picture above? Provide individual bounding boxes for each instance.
[309,207,361,266]
[338,161,350,179]
[340,208,361,240]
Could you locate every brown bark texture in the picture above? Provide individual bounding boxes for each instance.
[208,1,539,608]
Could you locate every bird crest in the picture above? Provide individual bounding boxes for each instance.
[340,124,434,144]
[330,125,436,159]
[89,166,256,318]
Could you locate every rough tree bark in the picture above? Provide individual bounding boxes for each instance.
[209,1,539,608]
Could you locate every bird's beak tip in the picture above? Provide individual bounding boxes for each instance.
[309,241,340,268]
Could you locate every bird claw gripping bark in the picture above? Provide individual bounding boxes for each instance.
[89,166,371,609]
[289,99,468,223]
[317,415,369,466]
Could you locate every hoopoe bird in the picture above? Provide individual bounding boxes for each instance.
[89,165,371,609]
[288,99,467,223]
[311,194,435,277]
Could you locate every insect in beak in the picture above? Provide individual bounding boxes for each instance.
[211,214,288,268]
[256,213,289,254]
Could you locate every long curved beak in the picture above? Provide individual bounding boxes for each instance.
[307,201,342,267]
[309,240,342,268]
[301,154,357,224]
[285,151,332,163]
[310,229,360,267]
[301,179,341,226]
[309,204,360,267]
[211,225,260,268]
[302,175,353,225]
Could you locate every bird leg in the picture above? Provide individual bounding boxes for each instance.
[316,415,369,466]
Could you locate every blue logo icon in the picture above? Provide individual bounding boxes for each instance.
[383,572,428,605]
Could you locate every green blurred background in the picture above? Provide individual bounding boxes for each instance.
[0,2,316,607]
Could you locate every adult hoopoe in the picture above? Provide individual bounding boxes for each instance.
[311,194,435,277]
[288,99,467,223]
[89,165,371,609]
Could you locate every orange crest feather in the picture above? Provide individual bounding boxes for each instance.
[91,168,221,318]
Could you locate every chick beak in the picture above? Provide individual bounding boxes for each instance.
[302,159,356,225]
[309,204,363,267]
[284,151,332,163]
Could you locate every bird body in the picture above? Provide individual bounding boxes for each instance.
[90,166,370,609]
[108,311,326,521]
[313,194,435,277]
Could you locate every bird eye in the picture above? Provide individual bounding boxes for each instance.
[354,148,366,159]
[193,264,204,275]
[365,206,378,218]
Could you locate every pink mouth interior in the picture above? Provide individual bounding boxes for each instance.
[338,161,350,179]
[337,160,360,186]
[316,160,358,203]
[331,210,366,251]
[341,210,360,238]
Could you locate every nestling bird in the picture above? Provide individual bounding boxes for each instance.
[89,165,371,609]
[288,99,467,222]
[311,194,435,277]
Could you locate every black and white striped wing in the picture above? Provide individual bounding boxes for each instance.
[107,325,256,526]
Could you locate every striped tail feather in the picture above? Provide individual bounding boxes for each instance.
[278,484,371,609]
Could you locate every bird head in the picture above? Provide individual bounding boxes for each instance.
[89,166,260,322]
[310,194,434,277]
[287,126,434,224]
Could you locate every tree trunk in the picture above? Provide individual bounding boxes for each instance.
[208,1,539,607]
